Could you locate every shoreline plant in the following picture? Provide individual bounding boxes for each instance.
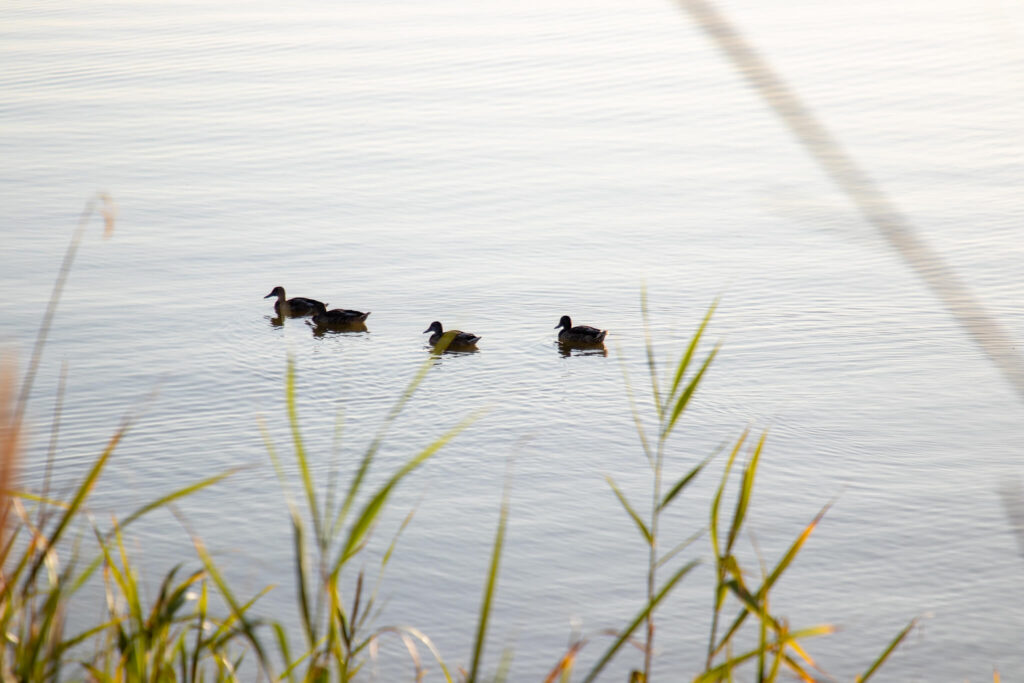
[0,198,916,681]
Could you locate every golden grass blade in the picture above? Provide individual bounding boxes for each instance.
[373,626,454,683]
[543,639,585,683]
[668,299,718,402]
[0,356,18,563]
[725,433,766,555]
[582,559,699,683]
[781,652,816,682]
[3,491,69,508]
[467,464,511,683]
[712,502,831,658]
[694,646,762,683]
[855,618,916,682]
[709,430,748,560]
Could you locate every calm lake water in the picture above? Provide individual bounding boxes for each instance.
[3,0,1024,679]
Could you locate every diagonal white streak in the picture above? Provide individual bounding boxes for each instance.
[677,0,1024,400]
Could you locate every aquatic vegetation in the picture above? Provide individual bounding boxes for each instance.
[0,198,916,681]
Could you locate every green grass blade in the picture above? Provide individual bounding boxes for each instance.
[668,299,718,401]
[15,194,113,427]
[26,419,127,586]
[288,506,315,648]
[468,469,510,683]
[656,528,705,569]
[191,535,271,675]
[334,353,437,537]
[285,358,323,546]
[116,468,239,534]
[640,287,663,421]
[664,343,719,438]
[659,452,715,511]
[694,645,763,683]
[582,559,699,683]
[725,433,766,555]
[709,430,748,560]
[617,351,654,466]
[606,475,652,545]
[856,619,916,682]
[335,411,480,572]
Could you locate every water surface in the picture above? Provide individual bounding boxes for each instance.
[3,0,1024,679]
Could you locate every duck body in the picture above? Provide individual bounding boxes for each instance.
[311,300,371,326]
[265,286,325,316]
[555,315,607,344]
[423,321,481,349]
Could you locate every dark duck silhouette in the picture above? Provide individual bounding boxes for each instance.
[554,315,607,344]
[264,286,325,316]
[423,321,481,349]
[309,300,370,326]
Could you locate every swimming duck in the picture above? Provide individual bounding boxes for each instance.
[423,321,481,349]
[264,286,326,316]
[310,300,371,326]
[555,315,607,344]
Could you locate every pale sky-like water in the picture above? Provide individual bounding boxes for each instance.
[3,0,1024,679]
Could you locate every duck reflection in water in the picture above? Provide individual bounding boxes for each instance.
[557,341,607,358]
[310,321,368,337]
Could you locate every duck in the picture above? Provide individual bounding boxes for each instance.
[423,321,481,349]
[555,315,607,344]
[310,300,371,326]
[264,286,326,316]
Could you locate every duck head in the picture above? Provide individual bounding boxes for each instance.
[555,315,572,329]
[423,321,444,335]
[265,286,285,299]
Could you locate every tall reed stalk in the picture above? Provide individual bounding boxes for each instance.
[258,355,481,681]
[568,294,913,682]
